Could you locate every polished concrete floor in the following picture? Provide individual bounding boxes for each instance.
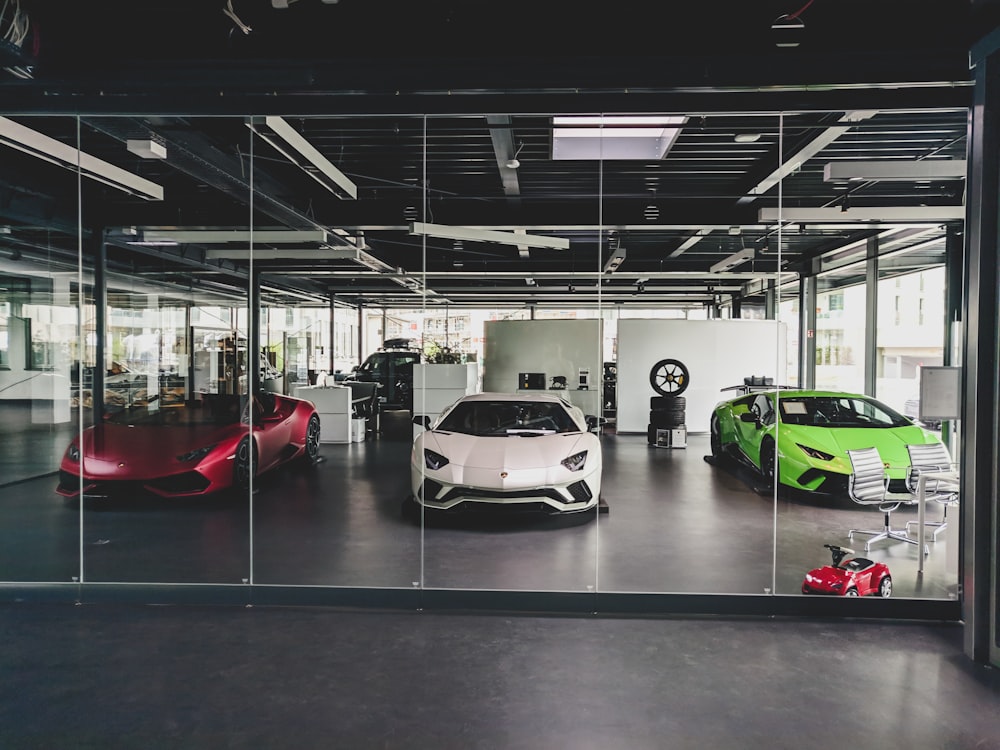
[1,602,998,749]
[0,402,958,601]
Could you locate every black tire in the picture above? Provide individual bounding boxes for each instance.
[845,587,859,597]
[650,410,685,429]
[647,424,657,445]
[710,415,722,458]
[878,575,892,598]
[233,436,256,493]
[650,395,686,410]
[759,438,776,488]
[303,414,321,464]
[649,358,690,396]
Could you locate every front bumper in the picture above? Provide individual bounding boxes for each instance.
[415,477,597,514]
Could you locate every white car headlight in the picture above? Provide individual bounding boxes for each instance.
[66,443,81,462]
[561,450,588,472]
[424,449,450,470]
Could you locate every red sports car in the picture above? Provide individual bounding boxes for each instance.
[57,391,320,501]
[801,545,892,597]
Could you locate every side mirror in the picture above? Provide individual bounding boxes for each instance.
[739,412,759,425]
[412,415,432,428]
[586,415,608,430]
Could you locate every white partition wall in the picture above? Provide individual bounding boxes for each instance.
[616,319,785,433]
[483,319,603,407]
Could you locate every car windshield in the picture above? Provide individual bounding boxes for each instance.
[103,394,249,427]
[778,395,911,428]
[436,400,579,436]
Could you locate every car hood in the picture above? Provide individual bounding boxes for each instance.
[75,423,239,471]
[782,424,935,463]
[421,430,590,468]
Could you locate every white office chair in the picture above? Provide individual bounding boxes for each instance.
[904,442,959,541]
[846,447,926,554]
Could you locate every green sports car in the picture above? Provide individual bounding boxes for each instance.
[709,388,945,495]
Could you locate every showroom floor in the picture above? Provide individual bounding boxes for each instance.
[1,602,999,749]
[0,405,957,600]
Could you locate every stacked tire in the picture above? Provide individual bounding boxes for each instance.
[647,395,686,445]
[647,358,690,446]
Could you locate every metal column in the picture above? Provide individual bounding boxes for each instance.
[965,33,1000,666]
[864,235,879,397]
[799,273,817,390]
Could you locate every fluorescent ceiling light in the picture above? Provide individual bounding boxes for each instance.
[552,115,686,161]
[246,116,357,200]
[126,139,166,160]
[603,247,627,274]
[739,110,879,202]
[0,116,164,201]
[710,247,755,273]
[140,229,329,244]
[758,207,965,223]
[823,160,967,182]
[410,222,570,250]
[204,247,366,260]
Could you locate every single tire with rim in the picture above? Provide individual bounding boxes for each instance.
[710,415,722,458]
[303,413,321,464]
[233,436,256,493]
[649,358,690,397]
[878,575,892,598]
[759,438,776,488]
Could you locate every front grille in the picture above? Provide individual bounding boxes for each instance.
[57,470,82,494]
[420,479,443,501]
[146,472,211,495]
[439,486,569,505]
[795,469,848,495]
[566,480,592,503]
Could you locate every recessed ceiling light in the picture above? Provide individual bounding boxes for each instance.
[735,133,762,144]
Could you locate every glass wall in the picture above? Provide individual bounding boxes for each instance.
[0,108,963,610]
[0,118,82,583]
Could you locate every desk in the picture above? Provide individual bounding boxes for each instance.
[915,469,960,573]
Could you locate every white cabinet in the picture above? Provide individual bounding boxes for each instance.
[293,385,352,443]
[412,363,479,438]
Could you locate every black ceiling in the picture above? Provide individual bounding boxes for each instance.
[0,1,982,310]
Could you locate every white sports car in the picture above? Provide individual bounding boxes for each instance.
[410,392,603,515]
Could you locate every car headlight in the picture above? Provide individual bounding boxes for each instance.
[561,450,588,472]
[424,449,449,470]
[797,443,834,461]
[65,444,81,462]
[177,445,216,463]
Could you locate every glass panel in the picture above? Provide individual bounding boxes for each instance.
[876,266,945,419]
[76,116,252,584]
[248,115,421,589]
[416,113,601,593]
[815,274,867,393]
[775,108,966,601]
[0,116,82,583]
[595,112,783,596]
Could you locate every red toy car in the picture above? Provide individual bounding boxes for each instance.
[801,544,892,597]
[57,391,320,501]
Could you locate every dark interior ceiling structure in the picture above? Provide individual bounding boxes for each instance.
[0,1,987,311]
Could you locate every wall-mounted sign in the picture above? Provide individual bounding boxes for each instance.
[918,366,961,421]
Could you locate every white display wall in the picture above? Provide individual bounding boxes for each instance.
[616,319,786,434]
[483,319,603,410]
